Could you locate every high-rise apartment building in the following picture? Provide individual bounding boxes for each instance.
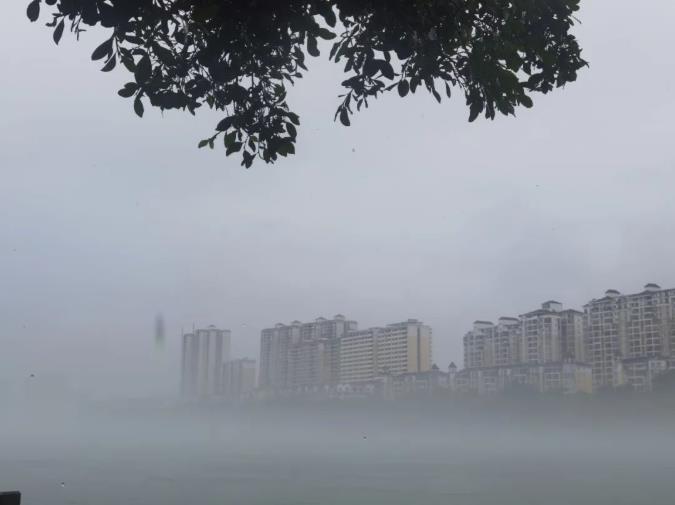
[222,358,257,400]
[462,284,675,394]
[464,301,586,371]
[489,317,521,367]
[584,284,675,389]
[259,315,357,393]
[560,309,585,362]
[259,316,432,393]
[463,321,494,369]
[519,301,564,364]
[338,319,432,383]
[462,301,589,394]
[181,326,231,397]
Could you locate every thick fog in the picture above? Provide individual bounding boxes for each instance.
[2,0,675,399]
[3,396,675,505]
[2,1,675,504]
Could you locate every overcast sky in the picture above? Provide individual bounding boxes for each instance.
[1,0,675,398]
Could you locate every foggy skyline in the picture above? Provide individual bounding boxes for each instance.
[2,0,675,398]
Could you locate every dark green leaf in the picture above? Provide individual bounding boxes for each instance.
[216,117,233,131]
[117,82,138,97]
[277,142,292,157]
[53,19,64,44]
[317,28,336,40]
[307,36,319,57]
[329,42,339,61]
[226,142,242,155]
[153,44,174,65]
[445,82,452,98]
[224,131,237,148]
[91,38,113,61]
[520,95,533,108]
[242,151,254,168]
[101,56,116,72]
[378,60,395,80]
[397,80,409,97]
[26,0,40,22]
[135,55,151,83]
[121,56,136,73]
[198,139,209,148]
[287,123,297,138]
[363,58,378,77]
[318,5,336,27]
[339,108,350,126]
[133,96,144,117]
[395,45,413,60]
[287,112,300,125]
[468,101,482,122]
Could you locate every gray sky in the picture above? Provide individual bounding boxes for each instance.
[1,0,675,398]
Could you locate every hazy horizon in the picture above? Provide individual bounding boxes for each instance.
[2,0,675,401]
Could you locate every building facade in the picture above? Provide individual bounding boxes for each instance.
[181,326,231,398]
[462,301,590,394]
[338,319,432,383]
[455,362,592,395]
[462,284,675,394]
[390,365,452,398]
[560,309,585,362]
[584,284,675,389]
[464,302,584,370]
[259,316,432,395]
[519,301,564,364]
[463,321,494,369]
[258,315,357,393]
[222,358,257,400]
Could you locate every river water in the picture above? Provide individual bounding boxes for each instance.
[2,402,674,505]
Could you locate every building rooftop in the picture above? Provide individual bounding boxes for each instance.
[560,308,583,315]
[520,309,560,318]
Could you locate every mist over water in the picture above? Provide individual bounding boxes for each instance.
[3,396,675,505]
[3,0,675,504]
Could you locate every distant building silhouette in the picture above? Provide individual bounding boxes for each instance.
[258,316,432,396]
[461,283,675,394]
[222,358,257,400]
[181,326,231,398]
[259,315,357,394]
[584,284,675,390]
[339,319,432,384]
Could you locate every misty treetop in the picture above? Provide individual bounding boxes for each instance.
[27,0,587,168]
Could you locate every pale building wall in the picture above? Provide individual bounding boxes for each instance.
[259,315,356,392]
[339,320,432,383]
[181,326,231,398]
[584,285,675,388]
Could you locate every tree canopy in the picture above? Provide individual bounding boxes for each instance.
[27,0,587,167]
